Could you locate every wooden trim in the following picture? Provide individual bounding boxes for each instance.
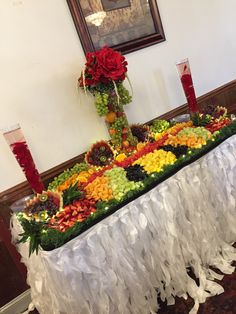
[0,289,31,314]
[1,79,236,203]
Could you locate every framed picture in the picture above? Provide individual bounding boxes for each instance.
[67,0,165,55]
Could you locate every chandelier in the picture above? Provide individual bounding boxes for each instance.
[85,11,106,27]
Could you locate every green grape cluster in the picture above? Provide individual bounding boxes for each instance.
[178,127,212,140]
[117,84,132,105]
[150,119,170,133]
[47,162,89,191]
[95,92,109,116]
[109,116,128,147]
[111,133,122,147]
[104,167,142,200]
[112,116,128,131]
[127,130,138,146]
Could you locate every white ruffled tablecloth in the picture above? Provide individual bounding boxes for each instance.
[11,136,236,314]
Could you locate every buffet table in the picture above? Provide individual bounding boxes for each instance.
[11,135,236,314]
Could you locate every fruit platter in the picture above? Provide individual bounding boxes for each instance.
[15,108,236,255]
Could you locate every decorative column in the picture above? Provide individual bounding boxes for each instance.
[79,46,137,150]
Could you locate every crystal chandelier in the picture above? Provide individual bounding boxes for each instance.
[85,11,106,27]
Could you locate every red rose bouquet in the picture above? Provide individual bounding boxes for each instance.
[79,46,127,90]
[79,46,137,150]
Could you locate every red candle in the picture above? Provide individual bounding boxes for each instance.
[3,124,44,194]
[176,59,199,114]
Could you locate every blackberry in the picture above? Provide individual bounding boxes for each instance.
[161,145,188,158]
[131,124,149,142]
[125,165,147,182]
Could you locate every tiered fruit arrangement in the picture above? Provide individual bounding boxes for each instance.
[79,46,137,150]
[17,107,236,254]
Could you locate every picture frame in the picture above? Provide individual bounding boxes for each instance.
[67,0,165,55]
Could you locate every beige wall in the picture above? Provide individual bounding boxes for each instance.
[1,0,236,192]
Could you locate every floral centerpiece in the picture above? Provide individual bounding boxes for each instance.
[79,46,137,150]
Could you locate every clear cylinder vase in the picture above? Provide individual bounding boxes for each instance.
[2,124,44,193]
[176,58,199,114]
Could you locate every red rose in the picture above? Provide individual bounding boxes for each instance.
[95,46,127,81]
[79,47,128,88]
[79,51,101,87]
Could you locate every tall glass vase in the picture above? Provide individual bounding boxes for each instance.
[2,124,44,193]
[176,59,199,114]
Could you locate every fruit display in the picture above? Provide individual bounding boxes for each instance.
[10,44,236,255]
[16,112,236,255]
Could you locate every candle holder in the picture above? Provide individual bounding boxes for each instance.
[176,58,199,115]
[2,124,44,194]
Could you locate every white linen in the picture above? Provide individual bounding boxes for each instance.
[11,136,236,314]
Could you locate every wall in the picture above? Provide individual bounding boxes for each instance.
[0,0,236,192]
